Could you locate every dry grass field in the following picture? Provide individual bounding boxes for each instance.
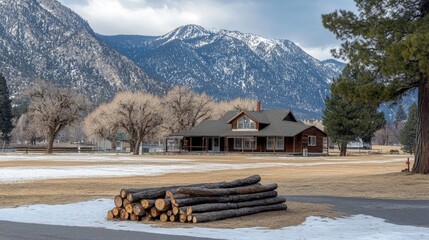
[0,146,427,228]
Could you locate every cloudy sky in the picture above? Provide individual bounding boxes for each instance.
[58,0,356,60]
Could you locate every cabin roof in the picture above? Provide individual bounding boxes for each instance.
[172,109,325,137]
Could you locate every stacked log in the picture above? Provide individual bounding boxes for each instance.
[106,175,287,224]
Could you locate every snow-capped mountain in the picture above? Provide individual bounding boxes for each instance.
[100,25,342,118]
[0,0,163,104]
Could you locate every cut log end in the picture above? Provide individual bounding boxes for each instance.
[141,199,156,209]
[125,203,135,214]
[150,207,160,218]
[114,195,123,208]
[160,213,169,222]
[133,203,145,216]
[120,209,130,221]
[155,198,171,211]
[107,210,115,220]
[112,207,123,217]
[179,213,187,223]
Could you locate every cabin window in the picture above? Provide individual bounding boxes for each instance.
[237,116,256,129]
[308,136,316,146]
[234,138,256,150]
[267,137,284,150]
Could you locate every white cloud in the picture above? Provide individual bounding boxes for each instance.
[62,0,256,36]
[296,43,342,61]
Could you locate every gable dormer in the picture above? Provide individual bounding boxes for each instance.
[283,111,297,122]
[227,112,259,131]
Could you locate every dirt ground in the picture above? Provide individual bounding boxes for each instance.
[0,147,427,229]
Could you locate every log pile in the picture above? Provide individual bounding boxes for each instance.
[107,175,287,223]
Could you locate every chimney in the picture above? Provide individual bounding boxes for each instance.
[256,101,261,112]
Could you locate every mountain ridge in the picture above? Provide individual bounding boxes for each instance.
[100,24,343,118]
[0,0,163,105]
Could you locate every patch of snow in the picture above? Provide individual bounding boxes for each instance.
[0,154,195,163]
[0,162,285,183]
[0,199,427,240]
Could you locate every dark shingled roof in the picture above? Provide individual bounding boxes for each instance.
[172,110,324,137]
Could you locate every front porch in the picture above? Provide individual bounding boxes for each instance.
[170,136,308,154]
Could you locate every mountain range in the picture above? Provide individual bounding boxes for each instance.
[0,0,348,118]
[99,25,345,118]
[0,0,162,105]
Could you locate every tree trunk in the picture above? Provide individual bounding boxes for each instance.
[46,131,55,154]
[174,183,277,197]
[186,196,286,215]
[133,137,143,155]
[339,142,347,156]
[172,191,278,207]
[192,203,287,223]
[412,77,429,174]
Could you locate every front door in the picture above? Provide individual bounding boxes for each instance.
[212,137,220,152]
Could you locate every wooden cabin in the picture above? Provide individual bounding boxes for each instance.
[168,107,327,155]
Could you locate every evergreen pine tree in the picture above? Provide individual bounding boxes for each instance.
[400,103,418,154]
[395,105,407,124]
[323,67,386,156]
[323,0,429,173]
[0,73,13,143]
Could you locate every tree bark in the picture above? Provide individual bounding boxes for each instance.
[192,203,287,223]
[126,175,261,202]
[46,131,55,154]
[133,137,142,155]
[186,196,286,215]
[172,191,278,207]
[412,77,429,174]
[127,189,169,203]
[339,142,347,156]
[175,183,277,197]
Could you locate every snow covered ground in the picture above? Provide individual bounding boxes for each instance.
[0,154,406,183]
[0,199,427,240]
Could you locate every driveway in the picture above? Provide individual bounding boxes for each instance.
[287,195,429,227]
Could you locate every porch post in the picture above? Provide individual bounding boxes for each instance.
[274,137,277,153]
[293,136,296,153]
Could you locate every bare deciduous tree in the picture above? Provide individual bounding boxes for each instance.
[27,82,88,154]
[113,92,163,155]
[84,103,119,150]
[162,86,213,134]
